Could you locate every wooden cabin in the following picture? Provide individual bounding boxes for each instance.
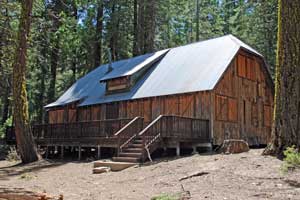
[34,35,274,162]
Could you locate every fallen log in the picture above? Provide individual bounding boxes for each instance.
[179,171,209,181]
[0,188,62,200]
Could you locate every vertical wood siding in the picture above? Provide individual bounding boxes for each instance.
[47,50,273,146]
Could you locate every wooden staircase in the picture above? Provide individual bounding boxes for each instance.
[113,136,143,163]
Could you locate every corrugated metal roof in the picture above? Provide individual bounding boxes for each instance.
[45,34,264,108]
[100,49,169,81]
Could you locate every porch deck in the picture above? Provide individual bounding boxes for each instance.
[32,115,210,147]
[8,115,210,162]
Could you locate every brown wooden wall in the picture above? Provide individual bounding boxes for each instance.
[47,49,274,146]
[212,49,274,145]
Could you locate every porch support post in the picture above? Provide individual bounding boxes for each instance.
[54,145,58,154]
[45,145,49,158]
[97,145,101,160]
[78,145,82,161]
[61,145,64,159]
[192,145,197,154]
[176,142,180,156]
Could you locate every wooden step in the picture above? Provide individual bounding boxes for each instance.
[112,156,140,163]
[119,152,142,158]
[129,143,143,148]
[93,166,110,174]
[133,139,143,144]
[123,148,144,153]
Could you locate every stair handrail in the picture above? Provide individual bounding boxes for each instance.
[138,115,163,136]
[114,116,141,136]
[115,116,144,155]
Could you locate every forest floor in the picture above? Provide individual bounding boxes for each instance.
[0,149,300,200]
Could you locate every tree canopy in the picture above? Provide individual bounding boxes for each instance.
[0,0,278,129]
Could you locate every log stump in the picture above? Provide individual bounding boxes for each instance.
[218,139,250,154]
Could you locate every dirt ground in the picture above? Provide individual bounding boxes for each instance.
[0,149,300,200]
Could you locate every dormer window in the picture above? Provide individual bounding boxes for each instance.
[100,49,169,95]
[106,76,130,94]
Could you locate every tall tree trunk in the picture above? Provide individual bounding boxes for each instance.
[137,0,145,55]
[132,0,138,56]
[48,24,60,103]
[94,0,103,68]
[195,0,200,41]
[12,0,39,163]
[1,82,10,124]
[109,3,119,61]
[144,0,156,53]
[264,0,300,156]
[36,47,47,124]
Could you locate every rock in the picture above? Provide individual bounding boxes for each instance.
[92,166,111,174]
[93,161,137,171]
[218,139,250,154]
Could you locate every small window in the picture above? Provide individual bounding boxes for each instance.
[237,54,256,81]
[237,55,246,78]
[106,77,130,93]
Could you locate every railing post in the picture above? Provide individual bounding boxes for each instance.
[117,134,120,156]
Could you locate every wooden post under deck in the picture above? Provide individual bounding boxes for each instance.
[45,146,49,158]
[176,142,180,156]
[61,145,64,159]
[97,145,101,159]
[78,145,82,161]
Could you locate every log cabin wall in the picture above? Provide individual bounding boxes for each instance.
[212,49,274,145]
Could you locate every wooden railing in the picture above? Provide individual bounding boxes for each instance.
[115,116,144,155]
[32,118,132,140]
[139,115,210,161]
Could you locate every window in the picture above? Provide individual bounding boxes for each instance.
[106,77,130,93]
[215,95,237,122]
[237,54,256,81]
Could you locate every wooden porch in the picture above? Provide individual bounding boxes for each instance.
[18,115,210,162]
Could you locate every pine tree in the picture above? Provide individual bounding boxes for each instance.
[264,0,300,156]
[12,0,39,163]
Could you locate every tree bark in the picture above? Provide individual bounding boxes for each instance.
[48,34,59,103]
[12,0,39,163]
[264,0,300,156]
[132,0,138,56]
[1,82,10,124]
[144,0,156,53]
[94,0,103,68]
[195,0,200,41]
[137,0,145,54]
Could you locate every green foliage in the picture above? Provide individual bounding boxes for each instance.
[0,116,12,138]
[0,0,278,124]
[6,146,20,162]
[281,146,300,172]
